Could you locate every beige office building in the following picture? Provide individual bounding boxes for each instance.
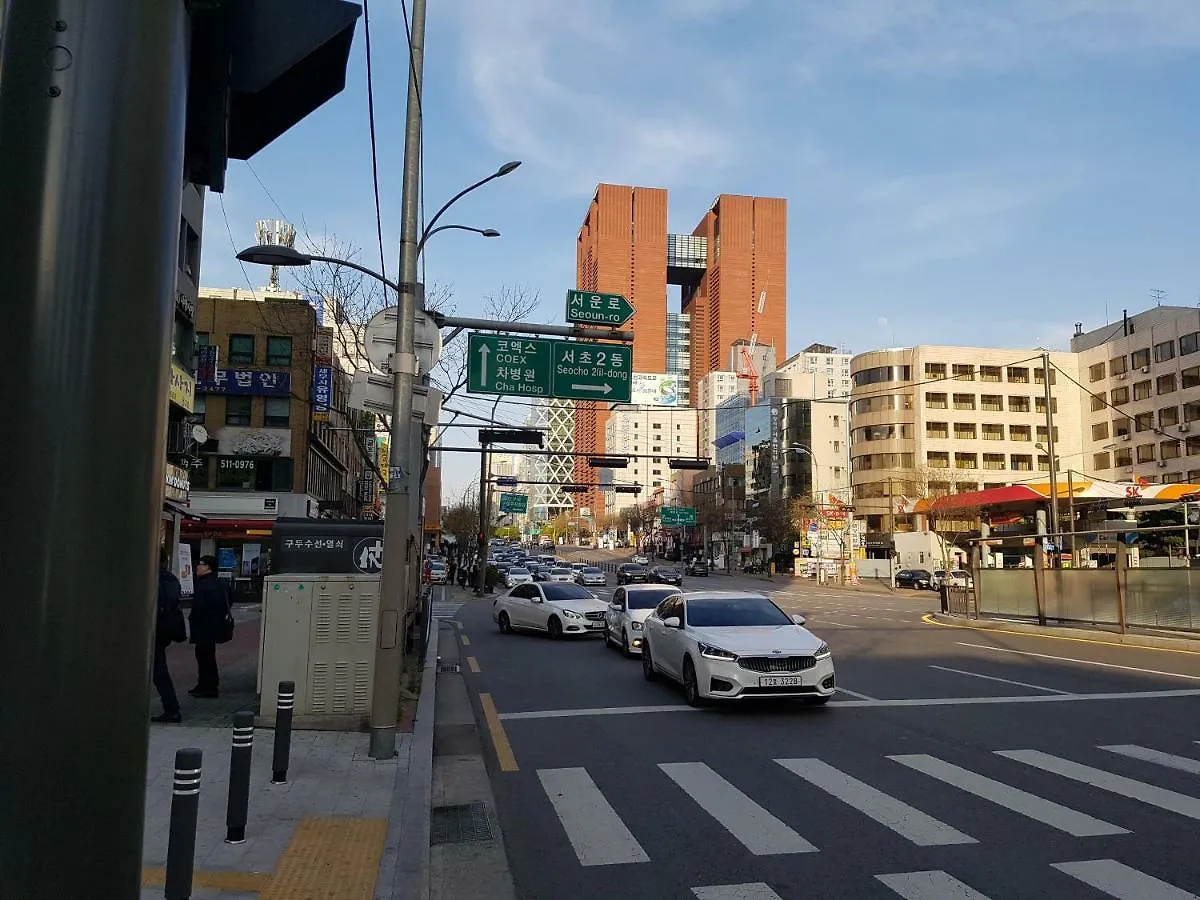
[849,346,1084,532]
[603,405,699,514]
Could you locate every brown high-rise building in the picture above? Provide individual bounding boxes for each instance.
[573,185,787,512]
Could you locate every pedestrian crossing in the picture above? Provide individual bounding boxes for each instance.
[530,740,1200,896]
[431,602,463,619]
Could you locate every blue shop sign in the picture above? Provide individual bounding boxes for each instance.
[312,365,333,415]
[201,369,291,397]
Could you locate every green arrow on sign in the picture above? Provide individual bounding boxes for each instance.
[549,340,632,402]
[467,333,554,397]
[565,290,636,327]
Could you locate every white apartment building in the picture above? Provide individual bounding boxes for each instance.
[603,405,699,514]
[697,371,745,458]
[769,342,853,400]
[1074,306,1200,485]
[849,346,1084,532]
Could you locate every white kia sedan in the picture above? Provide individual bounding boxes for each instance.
[604,584,684,657]
[493,582,608,639]
[641,591,835,706]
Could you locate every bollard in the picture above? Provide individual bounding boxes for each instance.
[165,748,203,900]
[225,711,255,843]
[271,681,295,784]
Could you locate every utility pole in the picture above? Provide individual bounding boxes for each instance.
[370,0,426,760]
[476,446,492,593]
[0,2,190,893]
[1042,350,1061,567]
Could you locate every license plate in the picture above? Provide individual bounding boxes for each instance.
[759,676,803,687]
[586,622,603,629]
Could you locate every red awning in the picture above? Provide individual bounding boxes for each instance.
[927,485,1041,513]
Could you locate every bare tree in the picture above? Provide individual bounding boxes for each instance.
[442,489,480,547]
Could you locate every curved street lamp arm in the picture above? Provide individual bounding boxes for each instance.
[307,254,404,295]
[422,173,499,245]
[417,224,490,254]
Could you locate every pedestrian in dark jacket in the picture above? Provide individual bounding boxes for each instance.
[189,555,231,698]
[152,554,186,722]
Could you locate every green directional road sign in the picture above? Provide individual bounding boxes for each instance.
[661,506,697,527]
[565,290,636,327]
[549,340,632,402]
[467,333,633,403]
[499,493,528,514]
[467,334,553,397]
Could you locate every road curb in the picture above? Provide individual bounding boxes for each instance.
[928,612,1200,653]
[377,617,439,899]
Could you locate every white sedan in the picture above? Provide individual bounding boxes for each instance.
[641,591,836,706]
[545,567,576,583]
[493,582,608,639]
[632,554,650,565]
[504,566,534,588]
[604,584,685,657]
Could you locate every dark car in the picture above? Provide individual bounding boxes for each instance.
[648,566,683,586]
[895,568,933,590]
[684,559,709,576]
[616,563,648,585]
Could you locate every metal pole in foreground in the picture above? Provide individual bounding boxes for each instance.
[0,1,190,894]
[165,748,203,900]
[225,711,255,844]
[272,681,295,784]
[1042,350,1061,566]
[370,0,427,760]
[476,445,492,594]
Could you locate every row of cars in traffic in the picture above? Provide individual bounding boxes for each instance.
[894,567,975,591]
[489,564,837,707]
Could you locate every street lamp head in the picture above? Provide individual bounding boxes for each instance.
[495,160,522,177]
[236,244,312,267]
[481,228,501,238]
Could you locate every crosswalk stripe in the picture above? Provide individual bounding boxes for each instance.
[692,884,785,900]
[659,762,817,856]
[775,758,976,847]
[1101,744,1200,776]
[1053,859,1200,899]
[890,754,1127,837]
[536,767,650,866]
[997,750,1200,820]
[876,870,993,899]
[432,603,462,619]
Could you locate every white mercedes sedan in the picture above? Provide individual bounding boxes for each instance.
[493,582,608,639]
[641,591,835,706]
[603,584,685,657]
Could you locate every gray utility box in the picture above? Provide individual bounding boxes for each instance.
[257,573,381,730]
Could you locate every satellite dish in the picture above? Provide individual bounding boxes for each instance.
[191,425,209,445]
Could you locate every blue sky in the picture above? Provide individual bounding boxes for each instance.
[201,0,1200,501]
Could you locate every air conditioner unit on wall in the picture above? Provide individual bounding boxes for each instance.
[1117,373,1127,380]
[1120,434,1131,441]
[1158,460,1169,468]
[1142,367,1151,374]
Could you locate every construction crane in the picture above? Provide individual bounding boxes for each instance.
[736,290,768,405]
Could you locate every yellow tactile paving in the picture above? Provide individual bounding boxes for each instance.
[261,817,388,899]
[142,866,271,891]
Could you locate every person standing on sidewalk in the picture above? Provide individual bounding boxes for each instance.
[189,555,232,698]
[152,553,186,722]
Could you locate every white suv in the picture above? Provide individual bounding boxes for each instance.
[604,585,685,657]
[493,582,608,639]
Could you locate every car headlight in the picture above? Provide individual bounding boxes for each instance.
[814,642,831,660]
[561,609,583,619]
[630,621,643,631]
[698,642,737,661]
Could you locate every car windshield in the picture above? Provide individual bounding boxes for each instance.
[685,595,792,627]
[622,565,646,573]
[509,567,529,575]
[628,588,679,609]
[542,584,596,601]
[583,568,602,575]
[550,568,572,575]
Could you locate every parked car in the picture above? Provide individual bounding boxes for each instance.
[504,566,534,588]
[895,568,933,590]
[648,566,683,587]
[426,563,447,585]
[616,563,648,585]
[641,591,836,706]
[577,567,607,587]
[683,560,709,577]
[632,554,650,565]
[603,585,685,656]
[492,582,607,639]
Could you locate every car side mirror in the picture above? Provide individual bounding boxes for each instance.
[531,597,543,604]
[662,616,682,629]
[791,614,807,626]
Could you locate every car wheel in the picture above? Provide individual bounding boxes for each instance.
[682,657,704,707]
[642,642,657,681]
[547,616,563,640]
[621,631,632,658]
[497,611,512,634]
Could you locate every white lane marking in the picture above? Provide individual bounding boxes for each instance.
[929,664,1071,695]
[692,885,784,900]
[837,687,879,701]
[660,762,816,856]
[818,621,859,628]
[1101,744,1200,776]
[997,750,1200,820]
[499,689,1200,719]
[876,870,993,900]
[1053,859,1200,900]
[890,754,1127,837]
[775,758,976,847]
[957,642,1200,682]
[536,767,650,866]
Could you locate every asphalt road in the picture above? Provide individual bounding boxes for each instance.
[439,568,1200,900]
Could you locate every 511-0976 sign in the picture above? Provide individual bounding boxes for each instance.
[467,333,632,403]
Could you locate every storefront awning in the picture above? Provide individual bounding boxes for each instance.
[163,500,207,521]
[910,479,1200,514]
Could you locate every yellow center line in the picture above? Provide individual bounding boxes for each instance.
[467,656,481,673]
[461,634,471,646]
[921,614,1200,656]
[480,692,519,772]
